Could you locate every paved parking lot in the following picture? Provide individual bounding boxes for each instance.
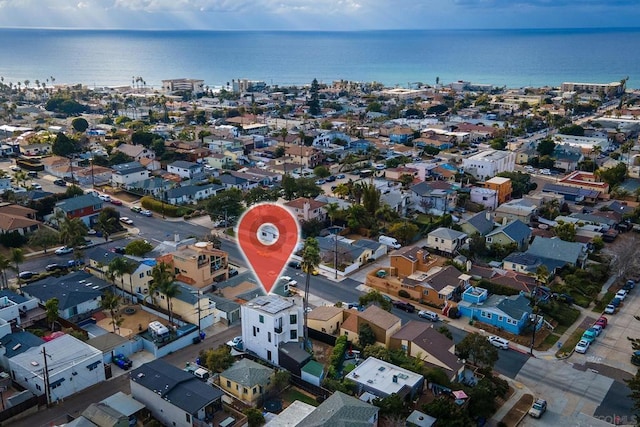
[570,289,640,376]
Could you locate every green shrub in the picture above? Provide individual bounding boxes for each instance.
[140,196,180,217]
[328,335,348,378]
[398,289,410,298]
[477,279,520,296]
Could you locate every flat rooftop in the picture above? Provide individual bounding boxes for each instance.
[344,357,423,396]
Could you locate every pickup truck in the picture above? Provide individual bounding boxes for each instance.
[393,300,416,313]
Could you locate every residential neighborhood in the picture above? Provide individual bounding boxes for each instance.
[0,76,640,426]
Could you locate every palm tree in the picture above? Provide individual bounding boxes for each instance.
[13,170,27,189]
[151,262,179,324]
[10,248,24,293]
[0,254,11,289]
[45,298,59,331]
[109,258,135,303]
[95,214,116,242]
[59,216,88,249]
[300,237,320,351]
[324,202,341,226]
[100,291,122,334]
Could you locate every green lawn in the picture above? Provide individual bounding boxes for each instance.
[556,328,585,357]
[282,388,319,407]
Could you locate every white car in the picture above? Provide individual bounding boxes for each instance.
[140,210,153,217]
[279,276,297,287]
[226,336,243,349]
[488,335,509,350]
[30,183,42,190]
[615,290,628,301]
[98,194,111,202]
[119,217,134,225]
[55,246,73,255]
[10,165,20,172]
[604,304,616,314]
[575,339,590,354]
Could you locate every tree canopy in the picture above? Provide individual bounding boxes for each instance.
[455,332,499,367]
[206,188,244,222]
[52,132,80,156]
[536,138,556,156]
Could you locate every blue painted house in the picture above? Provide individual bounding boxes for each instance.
[457,287,542,335]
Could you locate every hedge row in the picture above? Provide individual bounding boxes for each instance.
[327,335,348,379]
[140,196,181,217]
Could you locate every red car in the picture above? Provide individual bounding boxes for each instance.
[110,199,123,206]
[595,316,608,329]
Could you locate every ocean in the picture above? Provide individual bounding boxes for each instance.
[0,27,639,90]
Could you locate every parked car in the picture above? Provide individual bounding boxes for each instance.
[591,324,603,336]
[53,179,67,187]
[140,210,153,217]
[418,310,440,322]
[228,268,238,277]
[46,263,66,272]
[110,199,123,206]
[575,339,590,354]
[325,175,336,182]
[604,304,616,314]
[488,336,509,350]
[610,297,622,308]
[624,280,635,292]
[632,350,640,366]
[112,354,132,370]
[528,399,547,418]
[30,182,42,190]
[226,336,243,349]
[595,316,608,329]
[582,329,597,343]
[130,206,143,213]
[119,217,134,225]
[98,194,111,202]
[18,271,35,280]
[552,293,575,305]
[288,261,301,269]
[55,246,73,255]
[336,174,346,179]
[112,247,126,254]
[615,289,628,301]
[392,300,415,313]
[67,259,85,268]
[314,179,326,185]
[10,165,21,172]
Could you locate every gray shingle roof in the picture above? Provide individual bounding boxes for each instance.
[130,359,223,414]
[169,160,200,170]
[428,227,467,241]
[111,161,146,175]
[297,391,378,427]
[56,194,102,213]
[465,211,495,235]
[0,331,45,358]
[486,219,531,243]
[22,271,110,310]
[526,236,586,266]
[496,294,531,321]
[220,358,273,388]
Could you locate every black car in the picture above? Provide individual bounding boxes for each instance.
[53,179,67,187]
[393,300,416,313]
[288,261,301,269]
[45,263,66,272]
[326,175,336,182]
[18,271,35,280]
[112,247,126,254]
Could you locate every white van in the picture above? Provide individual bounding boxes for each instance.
[378,235,401,249]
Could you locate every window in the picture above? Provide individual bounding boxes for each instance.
[36,384,41,391]
[268,332,272,343]
[487,237,493,243]
[498,316,504,322]
[267,350,272,360]
[253,326,257,337]
[259,315,264,324]
[290,314,297,324]
[244,387,248,394]
[139,273,144,278]
[186,414,191,423]
[226,380,231,387]
[253,387,258,394]
[290,330,297,340]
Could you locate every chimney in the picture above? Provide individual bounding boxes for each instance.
[502,216,508,226]
[485,211,492,221]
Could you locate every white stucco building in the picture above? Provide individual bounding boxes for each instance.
[241,295,303,366]
[9,334,105,403]
[462,149,516,180]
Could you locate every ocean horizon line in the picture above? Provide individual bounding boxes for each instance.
[0,26,639,34]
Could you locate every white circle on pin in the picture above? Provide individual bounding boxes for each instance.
[257,223,279,246]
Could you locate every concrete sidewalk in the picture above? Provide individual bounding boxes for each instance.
[487,376,533,427]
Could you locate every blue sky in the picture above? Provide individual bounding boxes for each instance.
[0,0,638,30]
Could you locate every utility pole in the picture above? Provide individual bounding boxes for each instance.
[334,232,338,280]
[530,284,539,356]
[42,347,51,406]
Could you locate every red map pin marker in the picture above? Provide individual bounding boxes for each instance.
[237,203,300,294]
